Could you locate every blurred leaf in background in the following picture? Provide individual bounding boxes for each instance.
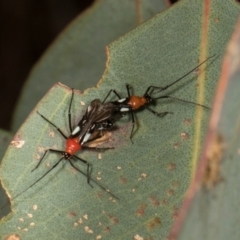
[11,0,168,131]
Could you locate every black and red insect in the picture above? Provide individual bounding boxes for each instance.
[1,90,118,209]
[101,55,214,140]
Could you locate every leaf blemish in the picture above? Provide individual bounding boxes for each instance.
[149,196,160,207]
[108,214,119,224]
[134,234,144,240]
[184,118,191,125]
[167,163,176,171]
[32,205,38,210]
[120,176,127,184]
[5,234,20,240]
[136,203,147,217]
[181,132,189,140]
[37,146,46,153]
[48,131,55,138]
[68,212,77,218]
[203,134,225,189]
[11,140,25,148]
[73,222,78,227]
[146,217,161,230]
[166,189,174,197]
[84,226,93,234]
[29,222,35,227]
[173,143,180,149]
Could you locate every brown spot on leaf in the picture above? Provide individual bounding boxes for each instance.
[203,134,225,189]
[120,176,127,184]
[167,189,174,197]
[167,163,176,171]
[146,217,161,230]
[173,143,180,149]
[136,203,147,217]
[160,199,168,206]
[181,132,189,140]
[172,206,179,220]
[149,196,160,207]
[67,212,77,218]
[172,181,180,189]
[184,119,191,125]
[108,214,119,224]
[104,226,111,233]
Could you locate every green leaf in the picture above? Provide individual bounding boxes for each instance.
[12,0,168,131]
[0,130,13,219]
[1,0,240,239]
[170,14,240,240]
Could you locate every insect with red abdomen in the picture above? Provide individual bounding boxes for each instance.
[102,55,215,140]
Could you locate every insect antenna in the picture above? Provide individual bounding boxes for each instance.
[144,54,216,96]
[153,95,210,109]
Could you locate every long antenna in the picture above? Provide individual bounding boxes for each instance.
[154,95,210,109]
[155,54,216,93]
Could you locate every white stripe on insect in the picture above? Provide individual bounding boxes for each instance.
[72,126,80,135]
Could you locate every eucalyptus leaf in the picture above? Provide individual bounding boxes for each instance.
[0,130,13,219]
[1,0,240,239]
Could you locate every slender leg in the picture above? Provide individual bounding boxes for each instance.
[69,159,93,187]
[69,159,119,199]
[32,149,65,172]
[144,85,165,96]
[146,106,173,117]
[125,84,136,142]
[126,84,131,97]
[68,88,74,133]
[103,89,122,103]
[37,112,67,139]
[72,155,91,184]
[129,110,135,143]
[82,146,114,150]
[9,158,64,204]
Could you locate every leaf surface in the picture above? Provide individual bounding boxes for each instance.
[1,0,240,239]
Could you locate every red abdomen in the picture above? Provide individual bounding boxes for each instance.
[65,138,82,155]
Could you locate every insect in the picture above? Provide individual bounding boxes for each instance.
[1,90,118,210]
[70,99,115,144]
[101,55,215,140]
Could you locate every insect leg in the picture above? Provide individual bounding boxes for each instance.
[32,149,65,172]
[72,155,91,184]
[103,89,122,103]
[37,112,67,139]
[68,88,74,133]
[69,159,118,199]
[69,159,93,187]
[146,106,173,117]
[3,157,65,207]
